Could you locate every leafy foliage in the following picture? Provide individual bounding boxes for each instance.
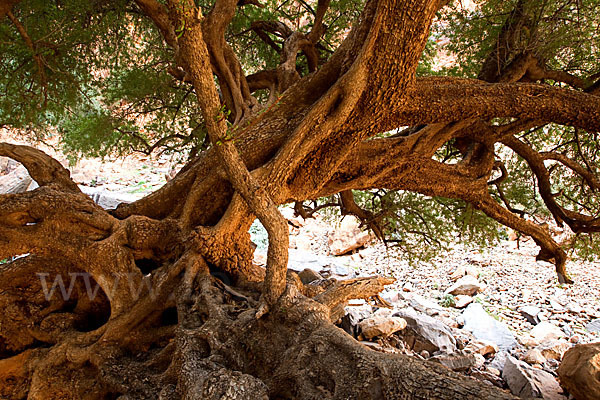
[0,0,206,159]
[352,190,504,262]
[436,0,600,80]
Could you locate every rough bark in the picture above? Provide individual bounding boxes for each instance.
[0,0,21,19]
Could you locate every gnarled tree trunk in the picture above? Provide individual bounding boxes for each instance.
[1,0,600,398]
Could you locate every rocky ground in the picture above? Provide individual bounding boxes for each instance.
[0,129,185,205]
[2,131,599,399]
[254,210,600,399]
[277,212,600,342]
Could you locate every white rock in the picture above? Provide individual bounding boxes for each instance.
[344,304,372,328]
[27,179,39,191]
[0,165,32,194]
[449,265,466,281]
[445,275,484,296]
[566,302,583,314]
[328,216,372,256]
[585,318,600,333]
[530,321,565,342]
[358,247,376,257]
[394,308,457,353]
[465,265,480,278]
[550,297,565,312]
[473,353,486,369]
[519,305,541,325]
[380,290,400,304]
[373,308,394,318]
[462,303,517,351]
[80,187,138,209]
[408,294,444,315]
[347,299,367,307]
[331,264,350,276]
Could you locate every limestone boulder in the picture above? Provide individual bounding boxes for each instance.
[328,216,372,256]
[530,321,565,343]
[521,348,546,365]
[585,318,600,333]
[462,303,517,350]
[453,295,473,309]
[0,165,32,194]
[394,308,457,353]
[503,356,566,399]
[519,305,542,325]
[445,275,484,296]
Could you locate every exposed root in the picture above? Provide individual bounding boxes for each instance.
[0,253,519,399]
[314,276,396,320]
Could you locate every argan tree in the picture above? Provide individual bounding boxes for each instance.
[0,0,599,398]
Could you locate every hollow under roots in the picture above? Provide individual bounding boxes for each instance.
[0,262,517,400]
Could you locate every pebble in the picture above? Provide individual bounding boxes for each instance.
[521,348,546,365]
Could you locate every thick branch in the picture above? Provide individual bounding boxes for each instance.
[134,0,177,47]
[116,0,441,223]
[378,78,600,133]
[540,151,600,190]
[526,57,590,89]
[7,11,47,105]
[318,146,574,283]
[306,0,331,43]
[277,31,311,91]
[502,136,600,233]
[478,0,528,82]
[0,143,79,192]
[169,2,288,309]
[0,0,21,19]
[246,69,277,93]
[202,0,256,122]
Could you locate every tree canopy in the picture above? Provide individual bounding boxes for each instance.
[2,0,600,269]
[0,0,599,398]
